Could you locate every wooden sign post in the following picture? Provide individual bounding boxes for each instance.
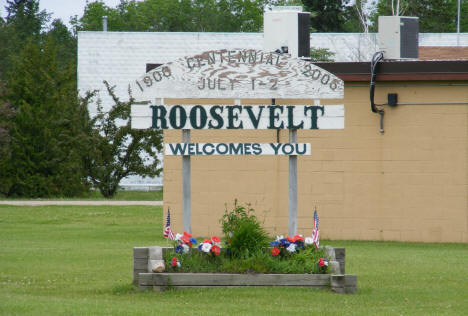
[131,49,344,236]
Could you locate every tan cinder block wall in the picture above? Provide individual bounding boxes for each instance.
[163,82,468,243]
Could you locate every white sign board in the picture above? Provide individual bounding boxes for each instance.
[165,143,311,156]
[132,104,344,130]
[130,49,344,100]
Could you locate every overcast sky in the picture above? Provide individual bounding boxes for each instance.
[0,0,130,28]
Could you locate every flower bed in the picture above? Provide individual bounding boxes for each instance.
[162,233,333,275]
[160,204,338,275]
[133,246,356,294]
[133,202,357,293]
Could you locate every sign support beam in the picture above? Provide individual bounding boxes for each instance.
[289,129,297,236]
[182,129,191,233]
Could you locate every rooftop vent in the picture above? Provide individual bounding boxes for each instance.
[378,16,419,60]
[264,8,310,58]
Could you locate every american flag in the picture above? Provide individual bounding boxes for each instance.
[311,208,320,248]
[163,209,175,240]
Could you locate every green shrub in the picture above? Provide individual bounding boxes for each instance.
[220,200,269,258]
[220,199,253,235]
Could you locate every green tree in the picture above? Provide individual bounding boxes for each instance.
[72,0,267,32]
[0,21,14,79]
[0,82,16,196]
[3,38,90,197]
[46,19,77,69]
[0,83,15,154]
[309,47,335,61]
[71,0,128,32]
[373,0,467,32]
[0,0,50,79]
[301,0,348,32]
[85,81,163,198]
[4,0,49,40]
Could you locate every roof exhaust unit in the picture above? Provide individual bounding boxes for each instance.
[264,7,310,58]
[378,16,419,60]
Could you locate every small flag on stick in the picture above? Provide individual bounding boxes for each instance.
[311,207,320,248]
[163,209,175,240]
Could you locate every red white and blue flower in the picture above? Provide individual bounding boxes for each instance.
[171,257,181,267]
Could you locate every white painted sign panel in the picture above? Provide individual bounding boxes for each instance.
[165,143,311,156]
[132,104,344,130]
[130,49,344,100]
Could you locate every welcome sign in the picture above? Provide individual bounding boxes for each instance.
[129,49,345,234]
[133,102,344,156]
[130,50,345,157]
[130,49,344,99]
[165,143,311,156]
[132,104,344,131]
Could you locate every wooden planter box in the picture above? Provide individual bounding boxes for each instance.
[133,246,357,294]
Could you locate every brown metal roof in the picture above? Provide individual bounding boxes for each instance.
[314,60,468,82]
[419,46,468,61]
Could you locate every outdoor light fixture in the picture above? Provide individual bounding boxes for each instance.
[387,93,398,106]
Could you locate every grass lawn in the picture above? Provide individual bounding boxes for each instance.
[0,190,163,201]
[1,205,467,315]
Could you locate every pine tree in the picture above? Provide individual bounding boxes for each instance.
[4,38,90,197]
[5,0,49,40]
[0,0,50,79]
[47,19,77,70]
[0,82,16,196]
